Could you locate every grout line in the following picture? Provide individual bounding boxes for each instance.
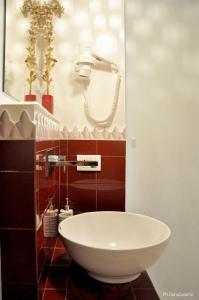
[0,170,34,173]
[59,155,125,158]
[66,160,69,197]
[49,263,67,267]
[95,140,98,155]
[5,281,38,285]
[36,146,59,154]
[96,172,98,211]
[130,286,137,300]
[55,236,69,300]
[100,155,126,158]
[38,264,44,284]
[50,238,57,267]
[55,247,65,250]
[41,269,49,300]
[133,288,157,290]
[65,276,69,300]
[1,227,35,231]
[41,237,57,300]
[43,288,67,291]
[41,246,55,250]
[59,164,60,211]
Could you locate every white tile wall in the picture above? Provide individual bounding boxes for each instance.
[0,0,15,105]
[126,0,199,298]
[4,0,125,131]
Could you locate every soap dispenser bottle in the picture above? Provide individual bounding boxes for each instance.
[60,198,73,216]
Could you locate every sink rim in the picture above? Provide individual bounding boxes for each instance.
[58,211,171,251]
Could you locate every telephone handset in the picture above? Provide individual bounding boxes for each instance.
[74,47,121,128]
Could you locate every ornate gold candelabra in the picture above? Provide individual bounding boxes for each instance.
[21,0,64,96]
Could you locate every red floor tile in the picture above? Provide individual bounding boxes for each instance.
[39,288,44,300]
[38,247,55,267]
[51,248,71,266]
[42,237,57,248]
[39,266,49,289]
[134,288,160,300]
[43,289,66,300]
[46,266,68,289]
[131,272,155,289]
[56,238,65,249]
[67,264,135,300]
[38,253,157,300]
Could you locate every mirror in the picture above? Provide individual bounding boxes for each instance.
[3,0,31,101]
[3,0,125,133]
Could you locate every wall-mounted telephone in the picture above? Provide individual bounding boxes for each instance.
[74,46,121,128]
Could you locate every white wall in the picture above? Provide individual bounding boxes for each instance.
[4,0,125,131]
[0,0,15,104]
[0,1,3,300]
[0,2,15,299]
[126,0,199,299]
[53,0,125,131]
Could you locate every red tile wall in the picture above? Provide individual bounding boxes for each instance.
[0,139,126,300]
[60,140,126,213]
[0,140,60,300]
[36,141,60,218]
[0,140,37,300]
[36,140,126,219]
[36,141,60,289]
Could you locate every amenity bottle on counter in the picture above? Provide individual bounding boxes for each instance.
[59,198,73,223]
[43,204,58,237]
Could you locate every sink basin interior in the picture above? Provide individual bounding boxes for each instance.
[59,212,170,250]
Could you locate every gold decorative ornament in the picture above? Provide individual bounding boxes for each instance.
[21,0,64,95]
[25,47,37,94]
[42,46,57,94]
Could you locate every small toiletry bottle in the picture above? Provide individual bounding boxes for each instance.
[47,203,58,216]
[43,202,58,237]
[60,197,73,216]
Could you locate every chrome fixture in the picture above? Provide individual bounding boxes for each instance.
[48,155,98,167]
[36,150,98,177]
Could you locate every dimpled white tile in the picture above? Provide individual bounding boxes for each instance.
[126,0,199,101]
[126,0,199,296]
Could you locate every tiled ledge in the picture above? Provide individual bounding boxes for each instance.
[60,126,125,140]
[0,103,125,141]
[0,103,60,140]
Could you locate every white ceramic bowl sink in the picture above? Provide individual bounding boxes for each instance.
[58,211,171,284]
